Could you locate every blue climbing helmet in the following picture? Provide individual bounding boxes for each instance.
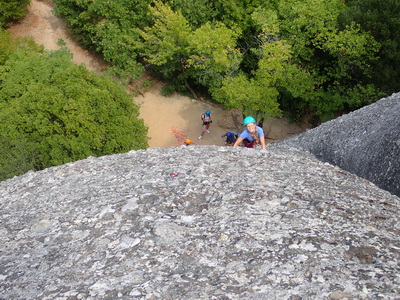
[226,132,233,137]
[205,110,211,115]
[243,116,256,126]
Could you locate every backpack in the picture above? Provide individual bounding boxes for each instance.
[231,131,238,139]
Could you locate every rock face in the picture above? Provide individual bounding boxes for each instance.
[274,93,400,197]
[1,145,399,299]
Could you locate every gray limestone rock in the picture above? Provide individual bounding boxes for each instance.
[1,145,399,299]
[272,93,400,197]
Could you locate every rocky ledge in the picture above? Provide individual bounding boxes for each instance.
[274,93,400,197]
[1,144,399,299]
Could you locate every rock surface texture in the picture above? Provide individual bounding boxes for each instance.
[1,143,399,299]
[274,93,400,197]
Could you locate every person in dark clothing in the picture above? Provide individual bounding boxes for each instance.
[221,131,238,146]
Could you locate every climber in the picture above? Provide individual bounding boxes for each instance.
[221,131,238,146]
[233,116,266,149]
[198,110,212,140]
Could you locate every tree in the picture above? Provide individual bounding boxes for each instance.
[0,43,148,181]
[338,0,400,94]
[212,9,309,123]
[52,0,385,123]
[0,30,15,64]
[139,1,195,95]
[0,0,30,28]
[186,22,243,90]
[167,0,266,31]
[268,0,382,121]
[53,0,150,79]
[213,72,282,123]
[0,30,44,63]
[95,20,144,79]
[165,0,218,29]
[140,2,246,99]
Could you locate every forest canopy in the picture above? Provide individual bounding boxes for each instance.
[51,0,397,123]
[0,0,30,28]
[338,0,400,94]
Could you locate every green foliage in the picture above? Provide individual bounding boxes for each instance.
[338,0,400,93]
[187,22,242,88]
[168,0,266,31]
[52,0,100,49]
[57,38,67,48]
[211,7,312,121]
[165,0,217,29]
[0,45,148,181]
[211,0,262,30]
[53,0,149,79]
[0,0,30,28]
[213,72,282,121]
[96,21,144,79]
[258,0,382,121]
[160,84,176,97]
[138,0,195,92]
[139,1,191,67]
[0,30,14,64]
[0,137,37,180]
[0,31,44,64]
[51,0,387,124]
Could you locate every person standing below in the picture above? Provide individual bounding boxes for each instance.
[198,110,212,140]
[233,116,266,149]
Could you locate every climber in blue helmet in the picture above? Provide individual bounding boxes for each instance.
[198,110,212,140]
[233,116,266,149]
[221,131,238,146]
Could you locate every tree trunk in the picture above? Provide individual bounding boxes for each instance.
[184,79,198,99]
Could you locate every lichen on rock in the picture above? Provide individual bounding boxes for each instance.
[1,142,399,299]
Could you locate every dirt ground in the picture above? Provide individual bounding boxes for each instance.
[7,0,309,148]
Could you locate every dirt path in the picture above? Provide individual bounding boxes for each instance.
[7,0,308,148]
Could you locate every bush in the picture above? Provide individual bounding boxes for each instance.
[0,0,30,28]
[0,46,148,181]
